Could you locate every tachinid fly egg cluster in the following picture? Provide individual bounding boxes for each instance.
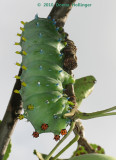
[14,15,75,141]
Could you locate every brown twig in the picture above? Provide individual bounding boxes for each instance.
[78,137,95,153]
[0,69,22,159]
[73,120,95,154]
[48,0,76,27]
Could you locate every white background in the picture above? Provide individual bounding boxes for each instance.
[0,0,116,160]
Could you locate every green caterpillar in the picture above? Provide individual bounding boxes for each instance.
[14,15,75,141]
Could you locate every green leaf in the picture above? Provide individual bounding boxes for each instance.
[72,145,88,156]
[74,76,96,106]
[69,154,116,160]
[90,144,105,154]
[72,143,105,157]
[3,141,12,160]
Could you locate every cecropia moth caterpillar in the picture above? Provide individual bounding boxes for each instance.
[14,15,75,140]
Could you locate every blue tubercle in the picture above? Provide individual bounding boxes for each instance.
[40,49,43,54]
[62,104,65,108]
[45,100,49,104]
[57,95,61,98]
[56,27,59,31]
[35,14,38,19]
[66,119,72,125]
[59,70,63,73]
[59,53,63,57]
[53,21,56,25]
[53,115,58,119]
[67,97,70,100]
[52,19,55,22]
[69,106,73,110]
[36,22,39,27]
[39,66,42,70]
[39,33,42,37]
[48,16,51,19]
[58,38,62,42]
[38,82,41,86]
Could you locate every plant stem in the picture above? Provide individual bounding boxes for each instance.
[33,150,44,160]
[73,106,116,120]
[87,106,116,115]
[101,112,116,116]
[52,134,80,160]
[45,122,76,160]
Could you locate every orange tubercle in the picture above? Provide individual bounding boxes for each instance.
[60,129,67,135]
[41,123,49,130]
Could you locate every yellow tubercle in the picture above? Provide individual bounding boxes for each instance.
[21,82,27,87]
[22,51,27,55]
[21,37,26,41]
[16,62,21,66]
[22,65,27,70]
[15,51,21,54]
[14,89,20,94]
[20,27,25,32]
[21,21,25,25]
[18,114,24,120]
[17,33,21,37]
[63,42,67,46]
[15,75,20,79]
[27,104,34,110]
[15,42,20,45]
